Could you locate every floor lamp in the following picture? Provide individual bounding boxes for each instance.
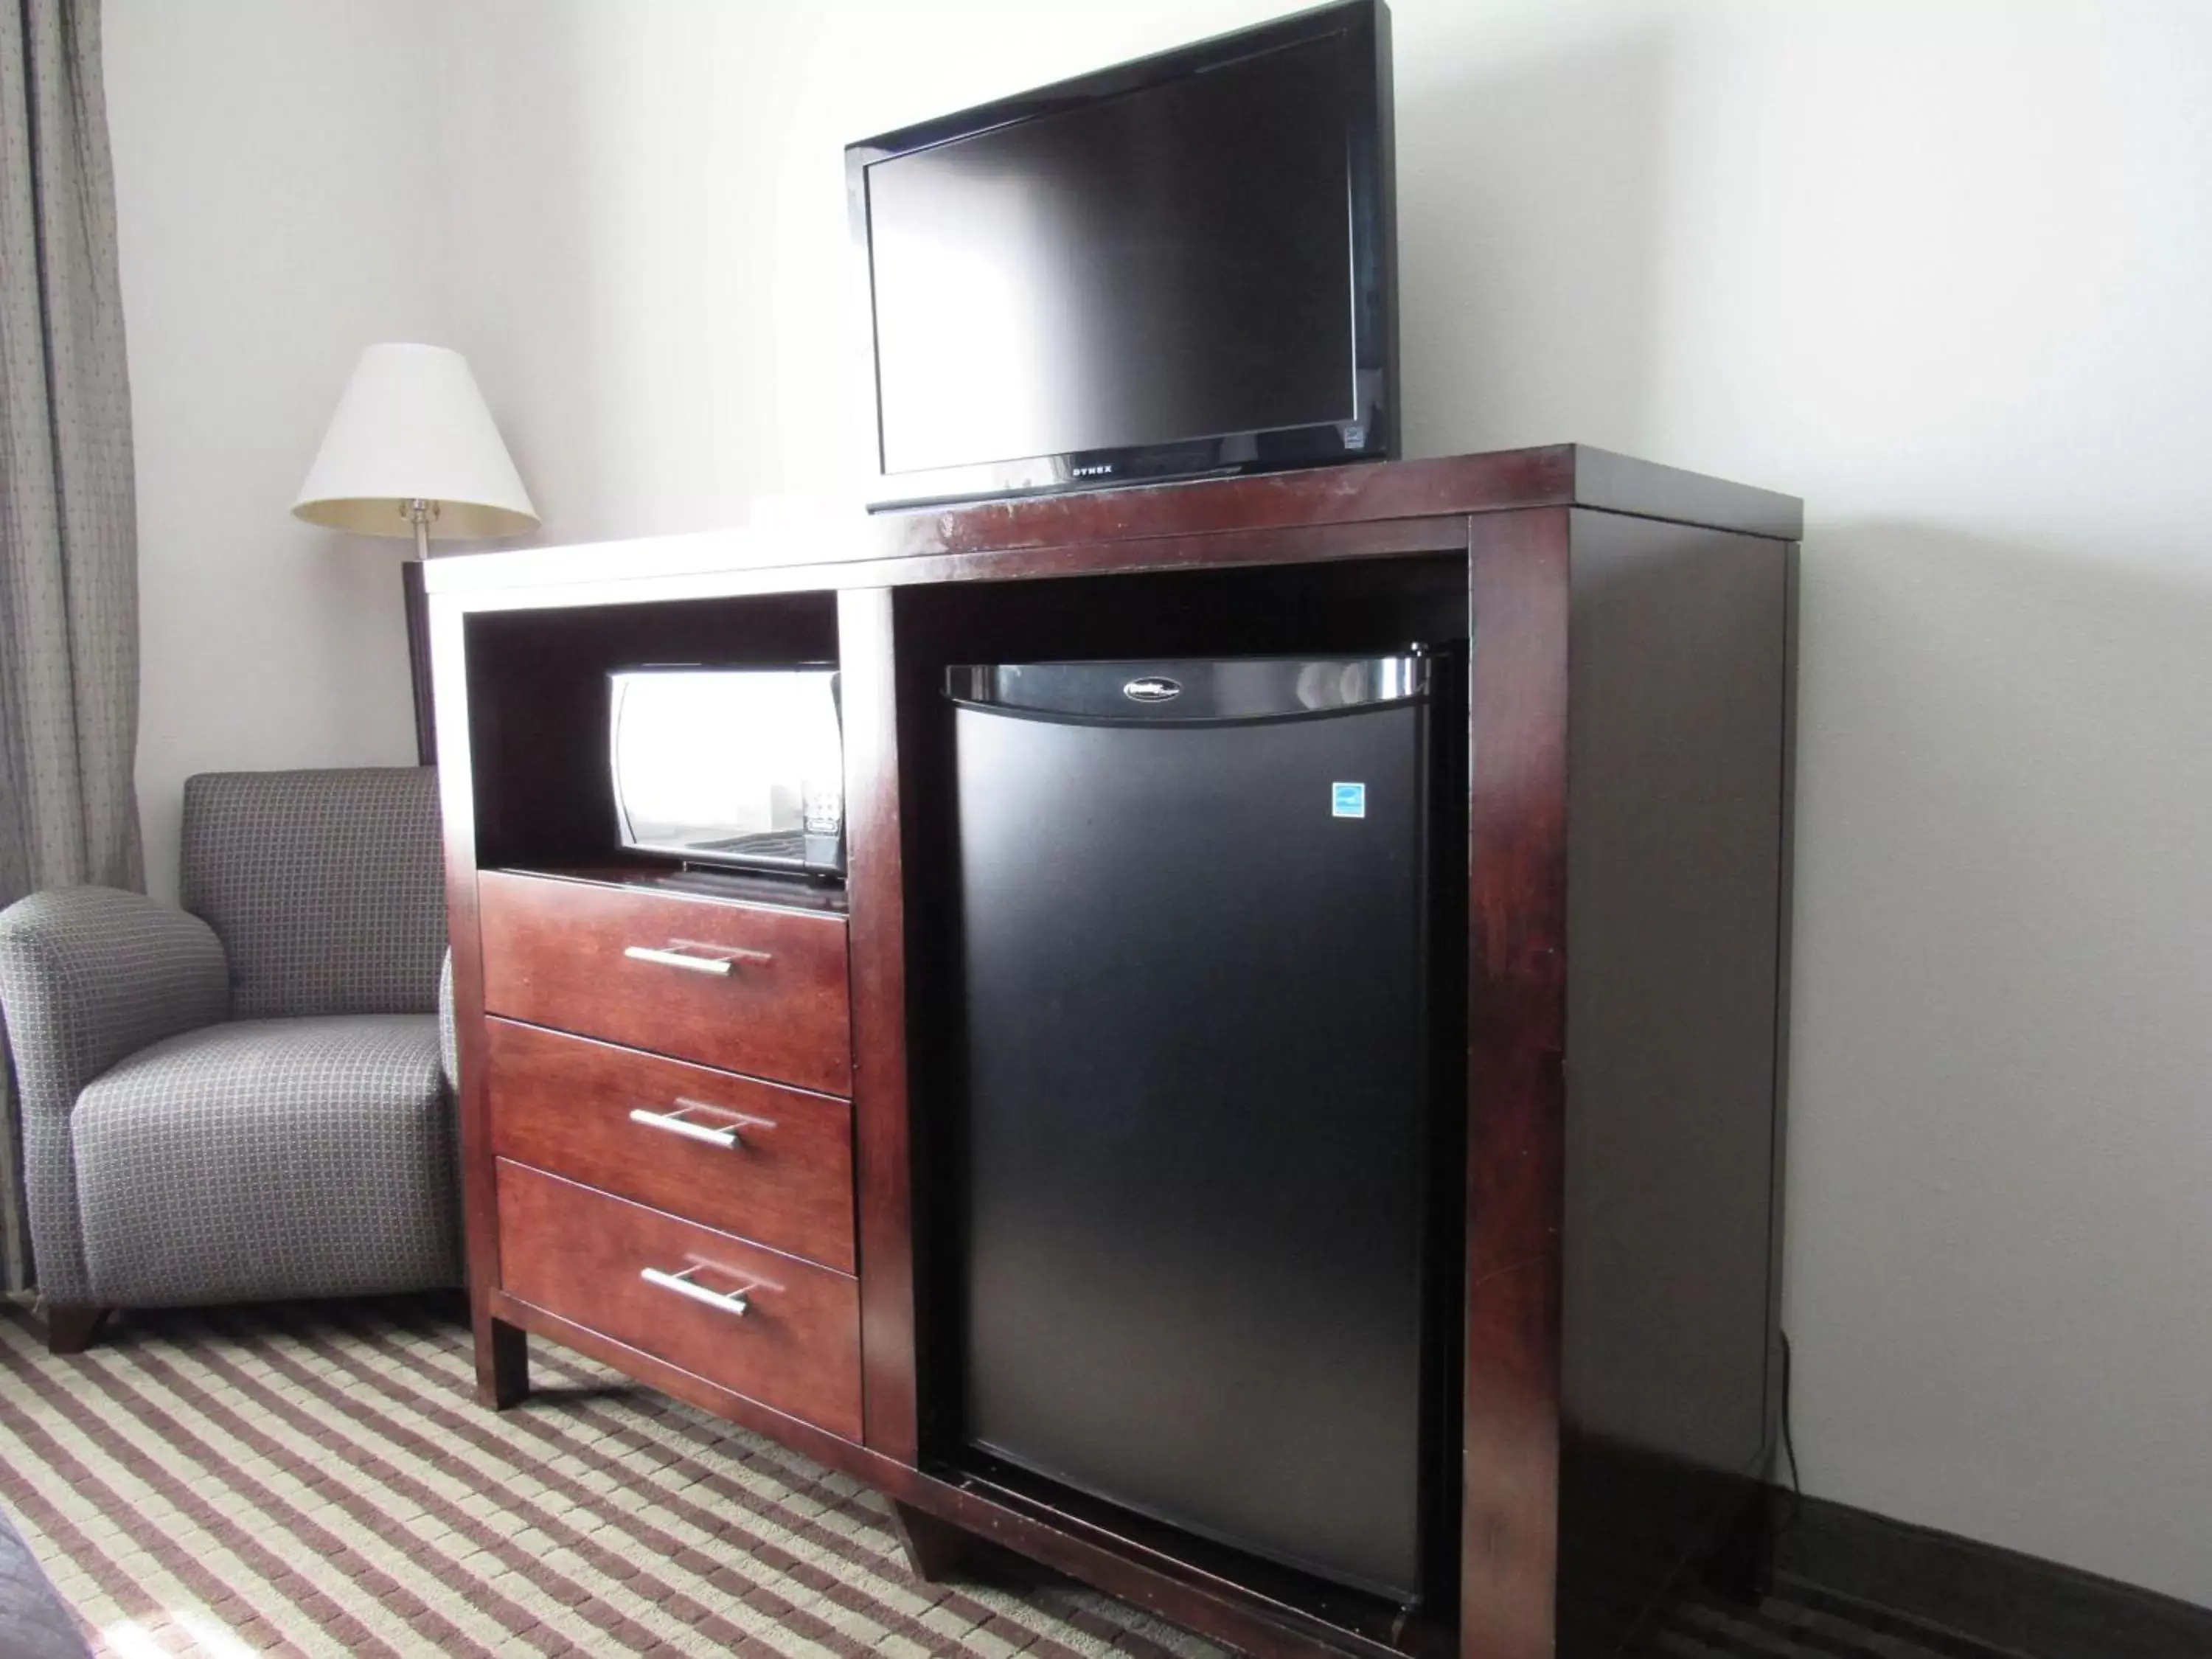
[292,344,540,765]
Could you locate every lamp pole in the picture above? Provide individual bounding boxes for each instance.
[401,498,439,766]
[406,496,437,563]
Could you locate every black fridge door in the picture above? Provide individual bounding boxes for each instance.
[947,655,1436,1600]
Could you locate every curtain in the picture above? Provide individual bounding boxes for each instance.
[0,0,141,1292]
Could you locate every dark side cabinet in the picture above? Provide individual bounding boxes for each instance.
[428,446,1801,1659]
[947,658,1442,1600]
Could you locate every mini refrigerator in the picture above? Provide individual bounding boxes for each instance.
[945,653,1444,1601]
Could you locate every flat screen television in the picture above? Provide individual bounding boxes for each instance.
[846,0,1396,510]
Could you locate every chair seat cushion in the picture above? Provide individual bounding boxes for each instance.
[72,1015,461,1308]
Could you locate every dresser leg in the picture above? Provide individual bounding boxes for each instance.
[889,1502,1062,1590]
[1706,1483,1776,1607]
[477,1316,530,1409]
[890,1501,970,1582]
[890,1502,1010,1585]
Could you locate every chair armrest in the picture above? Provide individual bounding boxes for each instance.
[0,886,229,1129]
[437,948,458,1095]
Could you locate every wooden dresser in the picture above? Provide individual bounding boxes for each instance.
[429,447,1802,1659]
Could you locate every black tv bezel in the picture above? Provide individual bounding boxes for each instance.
[845,0,1398,513]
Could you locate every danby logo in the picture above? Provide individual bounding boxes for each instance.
[1123,676,1183,704]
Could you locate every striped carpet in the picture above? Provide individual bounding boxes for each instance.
[0,1296,2019,1659]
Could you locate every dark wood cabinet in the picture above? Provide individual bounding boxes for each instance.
[428,445,1800,1659]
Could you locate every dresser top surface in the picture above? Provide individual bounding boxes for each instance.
[425,445,1802,606]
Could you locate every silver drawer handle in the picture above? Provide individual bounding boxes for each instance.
[640,1264,758,1317]
[629,1107,737,1148]
[622,941,774,975]
[623,945,730,975]
[627,1099,776,1150]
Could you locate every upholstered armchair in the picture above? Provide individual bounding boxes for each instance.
[0,768,462,1352]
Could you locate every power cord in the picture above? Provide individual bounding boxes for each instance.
[1778,1329,1804,1531]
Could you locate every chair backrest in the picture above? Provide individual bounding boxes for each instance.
[181,768,445,1019]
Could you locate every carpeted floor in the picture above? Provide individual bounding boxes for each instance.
[0,1297,2020,1659]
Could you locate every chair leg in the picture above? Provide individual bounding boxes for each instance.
[45,1306,108,1355]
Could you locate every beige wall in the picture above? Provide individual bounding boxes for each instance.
[106,0,2212,1604]
[105,0,451,903]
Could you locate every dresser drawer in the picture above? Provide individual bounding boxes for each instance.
[497,1161,861,1440]
[486,1018,855,1272]
[478,870,853,1096]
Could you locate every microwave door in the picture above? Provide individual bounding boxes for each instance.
[609,668,844,875]
[800,672,846,874]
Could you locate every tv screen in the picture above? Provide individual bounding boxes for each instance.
[848,1,1394,509]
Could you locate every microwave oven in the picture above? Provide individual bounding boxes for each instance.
[608,665,845,877]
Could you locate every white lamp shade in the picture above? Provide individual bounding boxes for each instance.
[292,343,539,539]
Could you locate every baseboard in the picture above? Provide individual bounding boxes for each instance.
[1774,1492,2212,1659]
